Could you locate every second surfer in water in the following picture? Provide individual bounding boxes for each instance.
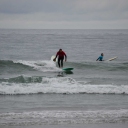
[96,53,104,61]
[53,49,67,68]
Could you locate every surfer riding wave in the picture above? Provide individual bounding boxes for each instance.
[53,49,67,68]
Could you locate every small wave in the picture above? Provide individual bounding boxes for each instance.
[1,60,128,73]
[0,60,34,74]
[69,61,128,71]
[0,109,128,126]
[14,60,61,72]
[0,77,128,95]
[0,60,61,73]
[0,60,29,68]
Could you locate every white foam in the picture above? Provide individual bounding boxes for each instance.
[0,77,128,95]
[0,109,128,125]
[14,60,61,72]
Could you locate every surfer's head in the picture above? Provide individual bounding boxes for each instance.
[101,53,104,56]
[59,49,62,52]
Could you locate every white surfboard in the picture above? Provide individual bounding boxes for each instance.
[106,56,117,61]
[51,55,58,62]
[51,55,55,61]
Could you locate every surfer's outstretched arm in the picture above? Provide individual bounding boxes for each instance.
[96,57,99,61]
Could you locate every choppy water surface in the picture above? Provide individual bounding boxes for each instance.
[0,29,128,126]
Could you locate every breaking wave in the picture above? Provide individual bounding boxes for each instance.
[0,76,128,95]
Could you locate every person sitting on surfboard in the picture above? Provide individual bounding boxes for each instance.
[53,49,67,68]
[96,53,104,61]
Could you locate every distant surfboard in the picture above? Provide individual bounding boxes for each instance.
[106,56,117,61]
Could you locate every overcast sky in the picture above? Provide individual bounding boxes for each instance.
[0,0,128,29]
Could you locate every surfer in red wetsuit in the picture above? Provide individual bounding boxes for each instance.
[53,49,67,68]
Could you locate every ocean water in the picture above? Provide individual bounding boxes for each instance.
[0,29,128,127]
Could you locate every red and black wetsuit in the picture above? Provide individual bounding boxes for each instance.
[56,51,67,68]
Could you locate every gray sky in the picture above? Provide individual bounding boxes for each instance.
[0,0,128,29]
